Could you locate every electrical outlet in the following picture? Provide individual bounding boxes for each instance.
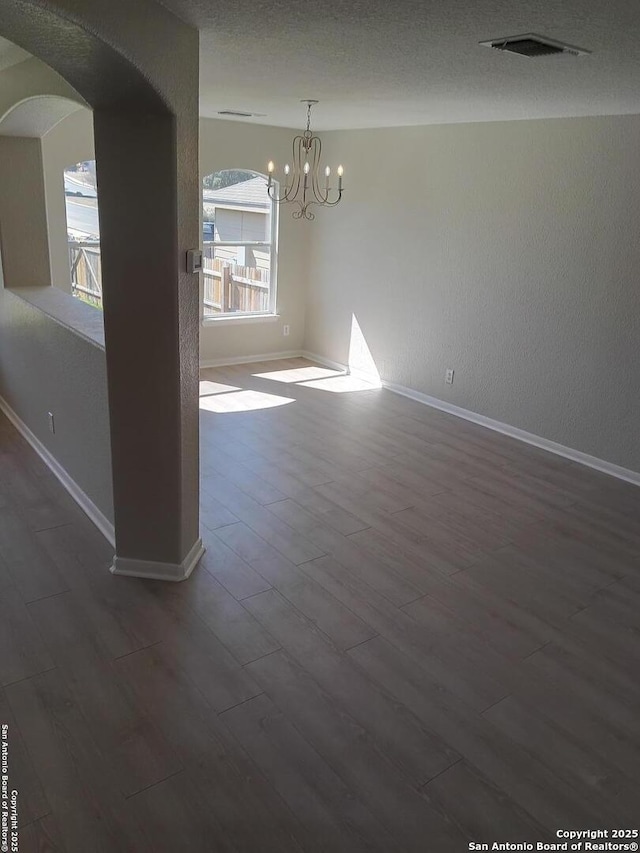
[48,412,55,434]
[283,324,290,337]
[445,369,454,385]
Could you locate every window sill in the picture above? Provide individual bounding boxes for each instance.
[202,313,280,328]
[6,286,105,350]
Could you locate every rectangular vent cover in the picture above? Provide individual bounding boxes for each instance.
[479,34,590,57]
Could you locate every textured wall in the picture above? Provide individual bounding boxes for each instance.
[1,0,201,570]
[0,288,113,521]
[305,114,640,473]
[40,113,311,365]
[0,135,51,286]
[199,118,309,363]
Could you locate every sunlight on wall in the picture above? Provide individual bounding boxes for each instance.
[348,314,381,384]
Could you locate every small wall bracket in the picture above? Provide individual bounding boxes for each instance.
[186,249,203,274]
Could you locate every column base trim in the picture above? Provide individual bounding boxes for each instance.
[110,537,205,582]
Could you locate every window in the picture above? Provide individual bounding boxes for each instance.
[202,169,278,319]
[64,160,102,309]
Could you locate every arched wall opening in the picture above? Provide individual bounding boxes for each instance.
[0,95,93,295]
[0,2,202,580]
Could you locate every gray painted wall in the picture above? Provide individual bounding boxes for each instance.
[0,136,51,286]
[40,113,311,365]
[0,288,113,521]
[0,131,113,522]
[305,114,640,474]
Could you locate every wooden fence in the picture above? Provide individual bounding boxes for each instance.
[69,241,102,308]
[69,241,270,316]
[203,254,270,315]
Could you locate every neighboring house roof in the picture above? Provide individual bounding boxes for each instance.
[203,176,269,210]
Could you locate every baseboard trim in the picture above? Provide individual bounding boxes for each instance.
[110,537,205,582]
[299,349,348,374]
[200,350,302,369]
[382,379,640,487]
[200,347,639,487]
[301,350,385,386]
[200,349,350,375]
[0,394,116,545]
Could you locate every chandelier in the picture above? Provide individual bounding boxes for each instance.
[267,100,343,220]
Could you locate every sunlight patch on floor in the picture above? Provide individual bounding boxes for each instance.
[297,375,380,393]
[252,366,343,383]
[199,380,241,396]
[199,389,294,412]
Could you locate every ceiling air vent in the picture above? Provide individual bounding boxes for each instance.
[479,34,590,57]
[217,110,254,117]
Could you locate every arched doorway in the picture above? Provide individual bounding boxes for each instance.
[0,2,203,579]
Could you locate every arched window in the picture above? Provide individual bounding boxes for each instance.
[64,160,102,308]
[202,169,278,318]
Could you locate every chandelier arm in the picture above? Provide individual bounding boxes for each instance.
[318,191,344,207]
[302,188,344,215]
[268,101,342,218]
[266,135,305,203]
[309,136,326,204]
[286,135,304,202]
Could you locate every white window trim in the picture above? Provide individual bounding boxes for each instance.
[201,173,279,322]
[202,312,280,327]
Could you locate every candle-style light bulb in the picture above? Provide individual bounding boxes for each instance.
[337,164,343,191]
[304,162,310,174]
[284,164,290,175]
[268,161,275,173]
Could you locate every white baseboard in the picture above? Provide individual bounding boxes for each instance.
[200,350,302,369]
[301,350,384,386]
[110,537,205,582]
[0,394,116,545]
[200,348,348,374]
[299,349,348,374]
[198,347,639,487]
[383,379,640,487]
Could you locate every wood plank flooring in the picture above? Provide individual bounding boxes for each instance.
[1,356,639,852]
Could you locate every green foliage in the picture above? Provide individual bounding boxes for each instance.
[203,170,256,190]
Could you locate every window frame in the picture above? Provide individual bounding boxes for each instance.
[201,171,279,324]
[63,160,102,309]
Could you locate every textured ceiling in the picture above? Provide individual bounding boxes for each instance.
[3,2,640,130]
[159,0,640,129]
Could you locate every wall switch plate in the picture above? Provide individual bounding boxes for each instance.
[283,324,290,336]
[186,249,203,274]
[445,369,454,385]
[48,412,55,433]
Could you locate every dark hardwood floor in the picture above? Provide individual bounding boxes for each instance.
[1,357,639,851]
